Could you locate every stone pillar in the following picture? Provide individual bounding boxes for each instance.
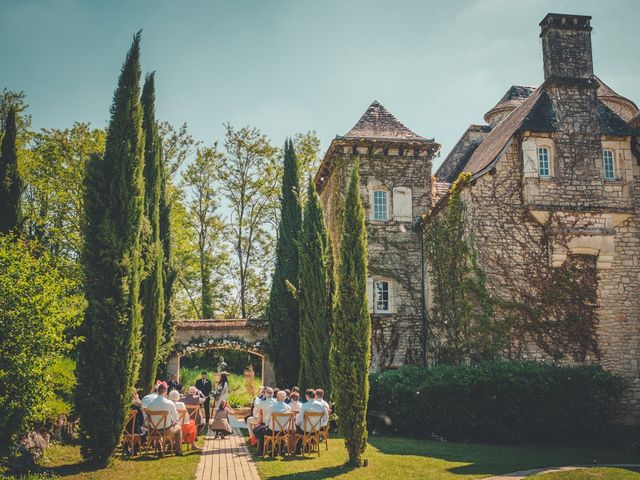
[167,354,181,382]
[262,356,275,387]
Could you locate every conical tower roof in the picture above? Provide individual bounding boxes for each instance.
[343,100,427,141]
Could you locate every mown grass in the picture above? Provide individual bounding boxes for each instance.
[251,436,640,480]
[532,466,640,479]
[1,440,204,480]
[179,367,260,407]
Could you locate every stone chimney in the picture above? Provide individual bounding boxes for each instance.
[539,13,593,80]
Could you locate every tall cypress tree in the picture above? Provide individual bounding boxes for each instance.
[0,107,23,235]
[159,142,176,355]
[298,178,331,393]
[330,162,371,467]
[138,73,165,393]
[267,139,302,387]
[75,32,146,464]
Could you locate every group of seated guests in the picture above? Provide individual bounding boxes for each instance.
[246,386,331,455]
[128,382,212,456]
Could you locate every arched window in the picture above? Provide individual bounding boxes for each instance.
[603,149,616,180]
[373,190,388,221]
[538,147,550,177]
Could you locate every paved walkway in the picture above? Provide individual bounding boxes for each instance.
[484,464,640,479]
[196,417,259,480]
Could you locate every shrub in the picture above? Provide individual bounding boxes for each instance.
[368,361,625,444]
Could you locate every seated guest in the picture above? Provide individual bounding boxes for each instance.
[146,384,182,456]
[141,383,159,409]
[291,386,301,402]
[255,390,290,455]
[170,389,201,451]
[124,388,146,455]
[182,385,206,427]
[289,391,302,414]
[252,387,275,451]
[294,389,324,454]
[246,386,265,445]
[211,400,235,439]
[315,389,331,428]
[284,389,291,404]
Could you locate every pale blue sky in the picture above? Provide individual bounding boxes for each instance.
[1,0,638,166]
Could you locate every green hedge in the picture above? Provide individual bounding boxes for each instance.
[368,361,625,444]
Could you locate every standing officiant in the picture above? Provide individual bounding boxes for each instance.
[195,371,212,427]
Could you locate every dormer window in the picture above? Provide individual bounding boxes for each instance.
[538,147,551,177]
[373,190,388,221]
[603,149,616,180]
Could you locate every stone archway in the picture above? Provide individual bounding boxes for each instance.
[167,319,274,386]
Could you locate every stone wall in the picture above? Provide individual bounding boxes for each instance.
[319,141,435,370]
[455,136,640,423]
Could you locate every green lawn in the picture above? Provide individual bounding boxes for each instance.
[532,467,640,479]
[251,436,640,480]
[1,440,203,480]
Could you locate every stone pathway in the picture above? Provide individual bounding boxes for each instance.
[484,464,640,479]
[196,417,259,480]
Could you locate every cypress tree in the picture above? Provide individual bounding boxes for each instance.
[267,139,302,387]
[159,141,176,354]
[138,73,165,393]
[0,107,23,235]
[330,162,371,467]
[298,178,331,394]
[75,32,146,464]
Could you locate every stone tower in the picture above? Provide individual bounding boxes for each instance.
[315,101,440,370]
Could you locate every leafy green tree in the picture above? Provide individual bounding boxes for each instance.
[23,123,106,263]
[0,88,31,141]
[75,32,146,464]
[138,73,165,393]
[298,178,332,393]
[293,131,321,204]
[181,145,228,318]
[330,162,371,467]
[0,107,23,235]
[267,139,302,387]
[0,235,82,456]
[158,120,201,177]
[218,124,279,319]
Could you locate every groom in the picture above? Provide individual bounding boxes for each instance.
[195,371,212,429]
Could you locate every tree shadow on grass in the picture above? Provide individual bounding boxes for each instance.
[368,436,640,478]
[264,463,356,480]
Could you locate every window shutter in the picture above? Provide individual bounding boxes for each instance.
[393,187,412,221]
[522,138,538,178]
[366,278,374,313]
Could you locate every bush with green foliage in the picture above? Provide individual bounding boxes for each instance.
[0,236,82,455]
[369,361,625,444]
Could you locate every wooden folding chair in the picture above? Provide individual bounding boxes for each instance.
[294,411,323,457]
[319,424,330,451]
[121,409,143,457]
[144,409,171,457]
[185,404,202,435]
[263,412,295,458]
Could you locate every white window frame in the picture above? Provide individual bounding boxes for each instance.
[603,149,616,180]
[538,146,551,178]
[373,190,388,221]
[374,280,391,313]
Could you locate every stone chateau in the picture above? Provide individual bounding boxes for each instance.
[315,13,640,420]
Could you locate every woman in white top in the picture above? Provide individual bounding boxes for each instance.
[217,372,230,403]
[289,391,303,414]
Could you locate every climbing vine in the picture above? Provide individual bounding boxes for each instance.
[423,173,498,364]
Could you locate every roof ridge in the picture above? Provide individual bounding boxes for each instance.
[344,100,426,141]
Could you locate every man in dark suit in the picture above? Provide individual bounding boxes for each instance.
[195,371,212,430]
[167,374,179,393]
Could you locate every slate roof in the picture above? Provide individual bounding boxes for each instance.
[594,75,639,111]
[484,85,537,123]
[435,124,491,183]
[464,86,544,176]
[432,180,452,205]
[597,102,638,137]
[342,100,429,142]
